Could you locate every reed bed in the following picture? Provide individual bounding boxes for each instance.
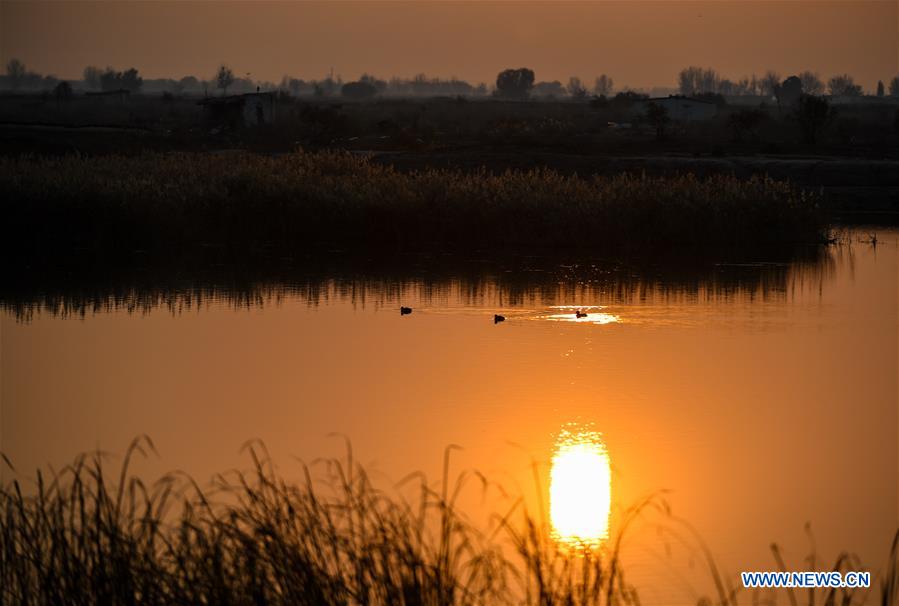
[2,437,895,606]
[0,151,824,261]
[0,437,642,606]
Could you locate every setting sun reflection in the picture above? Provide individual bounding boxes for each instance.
[545,307,620,325]
[550,426,611,548]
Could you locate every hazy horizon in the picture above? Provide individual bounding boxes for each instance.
[1,0,896,91]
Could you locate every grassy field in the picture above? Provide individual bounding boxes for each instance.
[1,437,895,605]
[0,151,824,264]
[2,93,897,159]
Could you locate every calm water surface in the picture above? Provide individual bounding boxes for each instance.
[2,229,897,604]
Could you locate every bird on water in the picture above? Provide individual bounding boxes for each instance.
[401,307,412,315]
[575,310,588,318]
[494,314,505,324]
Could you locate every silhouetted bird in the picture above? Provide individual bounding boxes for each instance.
[575,310,588,318]
[494,314,505,324]
[400,306,412,315]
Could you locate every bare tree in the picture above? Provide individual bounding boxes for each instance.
[678,66,701,95]
[566,76,587,98]
[82,66,102,90]
[827,74,862,96]
[890,76,899,97]
[593,74,613,96]
[359,73,387,91]
[6,58,26,90]
[749,74,761,96]
[760,71,782,97]
[699,68,720,94]
[733,77,755,96]
[876,80,885,97]
[798,71,824,96]
[216,64,235,96]
[678,66,721,95]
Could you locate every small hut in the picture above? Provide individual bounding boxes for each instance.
[198,92,276,128]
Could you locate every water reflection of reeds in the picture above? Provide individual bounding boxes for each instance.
[2,247,837,322]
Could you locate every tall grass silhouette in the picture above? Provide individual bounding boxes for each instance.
[1,151,825,262]
[2,437,894,605]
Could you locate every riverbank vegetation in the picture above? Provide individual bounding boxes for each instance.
[1,438,895,605]
[1,151,824,263]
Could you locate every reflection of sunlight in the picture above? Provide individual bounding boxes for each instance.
[544,306,620,325]
[550,426,611,548]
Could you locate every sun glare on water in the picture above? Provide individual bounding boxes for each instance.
[550,426,611,548]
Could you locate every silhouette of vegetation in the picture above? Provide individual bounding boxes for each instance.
[0,58,53,91]
[645,102,670,140]
[215,64,235,96]
[775,76,802,111]
[359,73,387,92]
[760,71,782,97]
[82,65,102,90]
[794,94,835,144]
[608,91,648,109]
[828,74,862,97]
[0,152,825,264]
[5,58,26,90]
[1,438,896,605]
[532,81,565,98]
[566,77,587,99]
[2,239,835,322]
[678,66,721,95]
[341,80,378,99]
[593,74,613,97]
[99,67,143,93]
[495,68,535,99]
[798,71,825,96]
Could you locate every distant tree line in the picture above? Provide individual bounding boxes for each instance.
[676,65,888,98]
[3,57,899,103]
[82,67,144,93]
[3,58,63,91]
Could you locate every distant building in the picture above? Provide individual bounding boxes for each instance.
[198,92,276,128]
[637,95,718,121]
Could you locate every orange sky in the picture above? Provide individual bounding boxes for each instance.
[1,1,897,90]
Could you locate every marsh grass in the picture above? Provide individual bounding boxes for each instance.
[1,437,508,605]
[2,437,894,605]
[1,151,824,263]
[0,437,665,606]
